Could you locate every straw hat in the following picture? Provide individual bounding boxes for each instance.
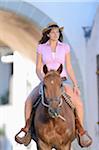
[42,22,64,34]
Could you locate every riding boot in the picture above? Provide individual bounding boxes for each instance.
[74,111,92,147]
[15,118,32,146]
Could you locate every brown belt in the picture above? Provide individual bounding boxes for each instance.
[61,76,67,81]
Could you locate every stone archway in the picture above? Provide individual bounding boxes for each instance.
[0,9,41,62]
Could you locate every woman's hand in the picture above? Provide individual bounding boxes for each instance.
[73,85,81,96]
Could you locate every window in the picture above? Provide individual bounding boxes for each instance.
[0,57,13,105]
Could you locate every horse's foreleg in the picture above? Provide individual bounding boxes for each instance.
[37,139,51,150]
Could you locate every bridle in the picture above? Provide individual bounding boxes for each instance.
[39,81,66,121]
[40,83,63,108]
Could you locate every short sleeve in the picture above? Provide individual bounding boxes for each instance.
[64,43,70,54]
[37,44,42,54]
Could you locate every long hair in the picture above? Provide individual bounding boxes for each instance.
[39,24,63,44]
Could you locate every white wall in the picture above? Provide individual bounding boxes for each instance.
[12,51,39,150]
[0,51,39,150]
[85,6,99,149]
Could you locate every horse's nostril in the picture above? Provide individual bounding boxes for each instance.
[48,108,54,114]
[48,108,54,118]
[55,108,60,114]
[54,108,60,117]
[48,107,60,118]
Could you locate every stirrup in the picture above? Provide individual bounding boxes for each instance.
[15,128,31,146]
[76,130,92,147]
[15,129,24,144]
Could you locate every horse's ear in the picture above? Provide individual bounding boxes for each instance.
[43,64,48,74]
[57,64,63,74]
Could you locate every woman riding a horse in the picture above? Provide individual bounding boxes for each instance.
[15,23,92,149]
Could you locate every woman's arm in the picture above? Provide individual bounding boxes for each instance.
[36,52,44,81]
[65,52,78,87]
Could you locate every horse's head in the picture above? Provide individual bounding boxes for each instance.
[42,64,63,118]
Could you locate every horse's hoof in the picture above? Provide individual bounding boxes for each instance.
[77,131,92,147]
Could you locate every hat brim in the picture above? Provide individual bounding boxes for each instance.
[42,26,64,34]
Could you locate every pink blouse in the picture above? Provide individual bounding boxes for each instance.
[37,40,70,78]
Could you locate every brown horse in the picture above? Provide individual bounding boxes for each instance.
[33,64,76,150]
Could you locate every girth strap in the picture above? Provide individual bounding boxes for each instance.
[62,90,76,112]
